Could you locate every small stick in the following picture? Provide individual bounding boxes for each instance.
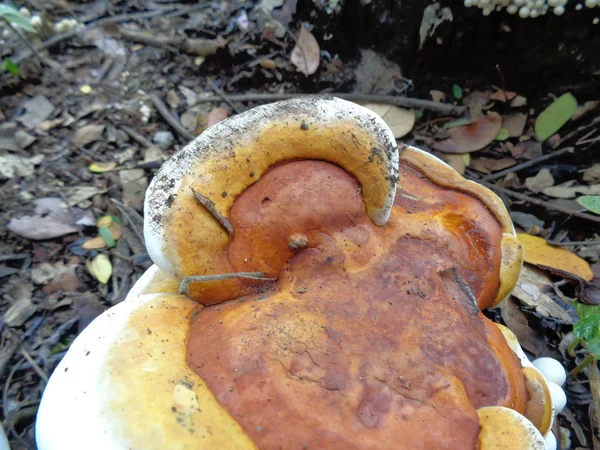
[110,198,145,244]
[209,80,242,114]
[19,347,48,383]
[179,272,276,295]
[2,18,42,65]
[190,187,234,235]
[547,240,600,247]
[481,147,574,182]
[118,124,153,147]
[480,181,600,225]
[189,93,466,115]
[150,94,195,141]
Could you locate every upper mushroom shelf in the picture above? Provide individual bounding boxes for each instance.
[36,96,560,450]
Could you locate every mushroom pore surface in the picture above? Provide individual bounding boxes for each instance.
[186,159,526,450]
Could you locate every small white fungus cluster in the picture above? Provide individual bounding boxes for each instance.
[465,0,600,21]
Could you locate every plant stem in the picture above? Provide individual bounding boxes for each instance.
[567,338,582,358]
[569,353,595,379]
[2,18,42,64]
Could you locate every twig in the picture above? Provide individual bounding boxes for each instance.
[19,347,48,383]
[190,187,234,235]
[547,240,600,247]
[189,93,466,115]
[118,125,153,147]
[12,7,184,64]
[150,94,195,141]
[481,147,574,182]
[479,181,600,225]
[209,80,242,114]
[179,272,276,295]
[110,198,145,245]
[2,18,42,65]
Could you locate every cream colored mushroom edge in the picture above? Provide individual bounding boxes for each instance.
[36,97,566,450]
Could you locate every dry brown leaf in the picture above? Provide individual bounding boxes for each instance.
[290,25,320,76]
[499,296,545,355]
[82,236,107,250]
[503,113,528,137]
[518,233,594,281]
[543,181,600,199]
[512,265,574,323]
[471,157,516,174]
[510,95,527,107]
[73,124,105,147]
[207,107,229,127]
[7,197,79,240]
[363,103,415,139]
[525,169,555,193]
[510,141,542,160]
[439,153,469,175]
[429,90,446,103]
[432,112,502,153]
[572,100,599,121]
[260,59,277,70]
[489,86,517,102]
[583,164,600,183]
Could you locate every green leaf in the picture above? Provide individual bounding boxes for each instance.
[443,118,472,129]
[574,314,600,341]
[586,336,600,359]
[494,128,510,141]
[3,58,19,76]
[98,226,116,248]
[86,254,112,284]
[0,4,35,32]
[452,84,463,100]
[577,195,600,215]
[574,300,600,320]
[414,110,424,121]
[534,93,578,141]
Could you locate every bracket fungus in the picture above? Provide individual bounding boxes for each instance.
[37,97,565,450]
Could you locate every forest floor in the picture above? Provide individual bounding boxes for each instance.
[1,1,600,449]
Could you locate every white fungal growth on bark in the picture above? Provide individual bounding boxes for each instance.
[465,0,598,19]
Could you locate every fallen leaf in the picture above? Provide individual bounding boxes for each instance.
[7,197,80,239]
[572,100,598,121]
[503,113,528,137]
[3,296,37,327]
[525,168,555,193]
[433,112,502,153]
[178,86,198,106]
[82,236,106,250]
[577,196,600,215]
[452,84,463,100]
[207,107,229,126]
[290,25,320,76]
[439,153,468,175]
[0,122,35,151]
[510,212,545,234]
[471,157,516,174]
[87,254,112,284]
[66,186,106,206]
[512,264,575,323]
[0,152,43,179]
[99,227,116,247]
[511,140,542,160]
[543,181,600,199]
[429,90,446,103]
[518,233,593,281]
[419,3,453,49]
[73,124,105,147]
[73,293,107,333]
[489,86,517,102]
[16,95,55,128]
[259,59,277,69]
[500,296,546,355]
[583,164,600,183]
[43,260,81,294]
[363,103,415,139]
[535,93,578,141]
[510,95,528,107]
[167,90,181,109]
[31,263,57,285]
[120,169,148,211]
[89,161,117,173]
[494,128,510,141]
[182,36,228,56]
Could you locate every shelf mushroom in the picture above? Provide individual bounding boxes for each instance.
[37,97,561,450]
